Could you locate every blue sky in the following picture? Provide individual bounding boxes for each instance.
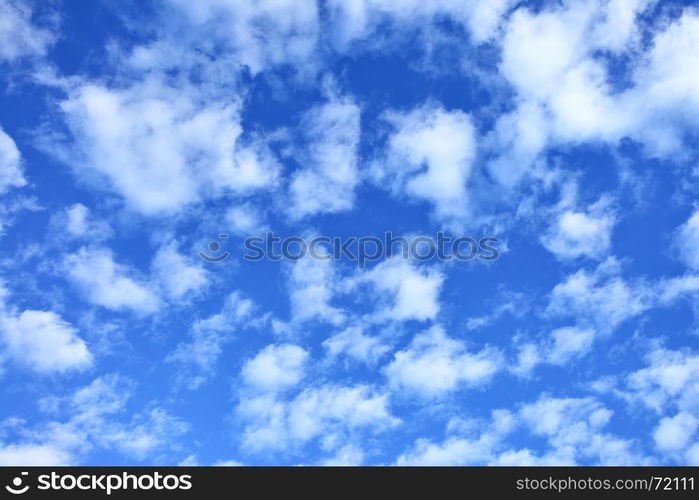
[1,0,699,465]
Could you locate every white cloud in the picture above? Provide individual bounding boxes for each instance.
[237,384,399,454]
[373,103,476,226]
[627,10,699,154]
[0,0,54,62]
[165,0,320,75]
[615,347,699,462]
[167,291,255,389]
[63,246,160,314]
[0,127,26,194]
[0,374,188,464]
[321,444,365,466]
[1,310,92,374]
[288,253,345,325]
[490,0,699,185]
[241,344,308,393]
[675,210,699,270]
[152,241,208,301]
[385,326,502,398]
[57,203,112,241]
[288,93,361,218]
[547,326,596,365]
[398,395,641,465]
[349,259,444,322]
[226,204,268,236]
[0,442,71,466]
[326,0,516,49]
[625,348,699,414]
[511,326,595,377]
[653,412,698,454]
[323,326,389,365]
[542,199,615,261]
[58,80,278,215]
[545,258,649,333]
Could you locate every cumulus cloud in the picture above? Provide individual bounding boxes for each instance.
[606,346,699,463]
[0,0,55,62]
[1,310,92,374]
[288,93,361,218]
[167,291,255,389]
[237,384,399,455]
[385,326,502,398]
[326,0,516,49]
[323,326,390,365]
[151,241,208,301]
[54,203,112,242]
[226,203,268,236]
[490,0,699,186]
[58,80,278,215]
[63,247,160,314]
[398,395,642,465]
[242,344,309,393]
[654,412,698,454]
[348,259,444,322]
[0,374,188,464]
[675,210,699,270]
[545,258,650,333]
[542,197,616,261]
[372,103,476,226]
[0,127,26,194]
[165,0,320,75]
[288,253,345,325]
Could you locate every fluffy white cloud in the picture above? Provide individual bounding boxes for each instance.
[0,0,54,62]
[349,259,444,322]
[288,94,361,218]
[288,253,345,325]
[512,326,595,377]
[323,326,389,365]
[167,291,255,389]
[226,204,268,236]
[326,0,516,49]
[548,326,596,365]
[1,310,92,374]
[627,10,699,154]
[52,203,114,243]
[151,241,208,301]
[63,247,160,314]
[0,442,71,466]
[0,127,26,194]
[166,0,320,75]
[542,198,615,261]
[611,347,699,463]
[385,326,502,398]
[58,80,278,215]
[242,344,308,393]
[321,444,365,466]
[398,395,641,465]
[237,384,399,454]
[490,0,699,185]
[653,412,698,454]
[0,374,188,464]
[545,258,649,333]
[675,210,699,270]
[373,104,476,226]
[625,348,699,414]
